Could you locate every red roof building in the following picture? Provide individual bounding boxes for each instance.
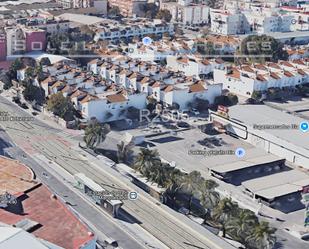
[0,156,95,249]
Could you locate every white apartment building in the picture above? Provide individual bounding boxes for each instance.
[27,20,70,35]
[213,60,309,97]
[211,2,309,35]
[160,0,210,25]
[210,9,250,35]
[94,20,174,41]
[56,0,93,8]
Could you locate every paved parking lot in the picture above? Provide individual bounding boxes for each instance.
[141,128,279,177]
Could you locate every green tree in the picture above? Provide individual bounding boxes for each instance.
[238,35,288,63]
[179,171,204,211]
[156,9,172,22]
[133,148,160,176]
[109,6,121,16]
[251,91,262,101]
[126,106,140,120]
[226,209,258,245]
[84,120,111,150]
[205,0,217,8]
[199,180,220,213]
[212,198,239,237]
[47,92,75,121]
[147,161,168,187]
[9,59,24,80]
[193,98,209,112]
[40,57,51,66]
[227,93,238,106]
[25,67,34,79]
[117,141,134,163]
[23,83,45,105]
[142,3,159,19]
[247,221,277,249]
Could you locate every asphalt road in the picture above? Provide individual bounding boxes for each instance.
[0,96,234,249]
[0,129,146,249]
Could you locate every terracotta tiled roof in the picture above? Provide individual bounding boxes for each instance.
[106,93,127,103]
[141,77,150,84]
[256,74,267,82]
[297,69,307,76]
[242,65,255,73]
[284,71,294,77]
[227,69,240,79]
[215,58,224,64]
[189,83,206,93]
[280,61,294,68]
[177,57,189,64]
[150,81,160,88]
[270,72,280,80]
[162,85,174,93]
[254,64,268,71]
[292,59,305,65]
[0,157,94,249]
[267,62,281,69]
[69,89,87,99]
[79,94,99,104]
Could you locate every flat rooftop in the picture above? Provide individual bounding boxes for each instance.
[57,13,105,25]
[135,129,282,178]
[209,154,283,174]
[0,157,94,249]
[242,170,309,200]
[0,227,52,249]
[228,105,309,150]
[0,156,36,195]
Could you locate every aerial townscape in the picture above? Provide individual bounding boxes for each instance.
[0,0,309,248]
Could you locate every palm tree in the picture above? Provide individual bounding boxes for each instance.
[199,180,220,215]
[226,208,258,244]
[163,167,185,203]
[179,171,204,211]
[83,121,111,150]
[212,198,239,237]
[247,221,277,249]
[133,148,160,176]
[147,161,167,187]
[117,141,133,163]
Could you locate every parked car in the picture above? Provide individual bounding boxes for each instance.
[178,207,190,215]
[176,121,190,128]
[20,103,29,109]
[190,108,200,115]
[12,97,21,104]
[104,237,118,247]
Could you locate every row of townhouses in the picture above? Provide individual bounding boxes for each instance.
[25,55,222,122]
[127,35,240,63]
[93,19,174,41]
[214,59,309,97]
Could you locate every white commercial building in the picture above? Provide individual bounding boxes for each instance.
[210,104,309,169]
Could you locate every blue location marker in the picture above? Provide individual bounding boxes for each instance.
[300,121,309,132]
[142,36,152,46]
[129,191,138,200]
[235,148,245,158]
